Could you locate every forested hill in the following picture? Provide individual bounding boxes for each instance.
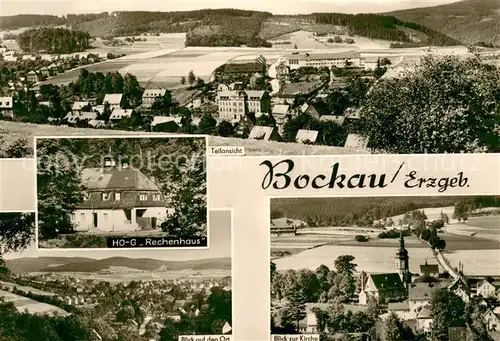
[387,0,500,47]
[1,9,459,47]
[312,13,460,46]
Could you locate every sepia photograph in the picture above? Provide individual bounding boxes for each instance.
[35,135,208,249]
[0,209,232,341]
[0,0,498,157]
[270,196,500,341]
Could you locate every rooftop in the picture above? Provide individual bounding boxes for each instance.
[296,129,319,143]
[285,51,361,61]
[369,273,405,291]
[143,88,167,98]
[103,93,123,105]
[81,166,160,192]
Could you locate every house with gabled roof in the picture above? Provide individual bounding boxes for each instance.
[448,277,471,303]
[71,159,172,232]
[103,93,123,110]
[320,115,345,126]
[387,301,411,320]
[477,278,500,298]
[484,308,500,331]
[0,96,14,118]
[142,88,167,107]
[416,306,433,333]
[27,70,38,83]
[72,101,90,113]
[359,273,406,305]
[109,108,134,121]
[420,261,439,278]
[248,126,281,142]
[296,129,318,144]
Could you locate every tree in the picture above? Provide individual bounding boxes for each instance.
[188,70,196,86]
[453,200,472,222]
[281,286,306,332]
[334,255,357,277]
[37,140,86,239]
[159,138,207,238]
[359,55,500,153]
[384,313,411,341]
[217,120,235,137]
[197,113,217,134]
[180,76,186,85]
[430,289,466,341]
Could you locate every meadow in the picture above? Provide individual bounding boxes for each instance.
[0,289,70,315]
[0,120,363,157]
[272,244,437,274]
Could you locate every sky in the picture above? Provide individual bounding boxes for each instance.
[1,0,461,16]
[4,210,231,261]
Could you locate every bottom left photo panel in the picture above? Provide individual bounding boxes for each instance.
[0,210,232,341]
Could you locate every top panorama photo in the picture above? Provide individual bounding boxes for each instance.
[0,0,499,157]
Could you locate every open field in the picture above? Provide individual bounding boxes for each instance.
[51,269,231,283]
[0,121,364,156]
[35,37,475,88]
[0,289,70,316]
[0,280,58,296]
[444,249,500,276]
[273,244,437,274]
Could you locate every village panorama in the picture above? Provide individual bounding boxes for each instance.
[0,210,232,341]
[0,2,499,157]
[270,196,500,341]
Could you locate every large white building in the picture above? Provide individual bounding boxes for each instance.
[142,88,167,107]
[71,160,172,233]
[280,51,362,70]
[216,90,270,122]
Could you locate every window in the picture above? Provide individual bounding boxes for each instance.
[153,193,161,201]
[140,193,148,201]
[103,213,108,221]
[71,213,75,221]
[102,193,109,200]
[115,193,121,201]
[83,192,89,201]
[81,213,85,221]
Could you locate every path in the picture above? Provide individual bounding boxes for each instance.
[435,251,460,279]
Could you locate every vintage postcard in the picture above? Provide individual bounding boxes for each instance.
[34,135,208,249]
[270,196,500,341]
[0,1,498,157]
[0,209,232,340]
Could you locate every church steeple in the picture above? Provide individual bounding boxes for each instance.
[396,231,411,287]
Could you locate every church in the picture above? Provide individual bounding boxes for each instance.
[358,231,412,304]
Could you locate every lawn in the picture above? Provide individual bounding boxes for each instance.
[0,120,364,157]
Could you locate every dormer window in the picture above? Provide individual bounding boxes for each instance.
[83,192,89,201]
[115,193,121,201]
[102,193,110,200]
[139,193,148,201]
[153,193,161,201]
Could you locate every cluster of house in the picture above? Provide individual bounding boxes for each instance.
[1,49,111,90]
[289,233,500,338]
[215,79,367,149]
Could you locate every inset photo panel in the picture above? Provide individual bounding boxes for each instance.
[270,196,500,341]
[0,209,232,341]
[34,135,208,249]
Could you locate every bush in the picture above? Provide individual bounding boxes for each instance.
[355,235,369,242]
[378,229,410,239]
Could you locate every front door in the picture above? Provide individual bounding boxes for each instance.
[151,217,157,229]
[93,213,98,228]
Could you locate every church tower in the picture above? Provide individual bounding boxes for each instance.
[396,231,411,287]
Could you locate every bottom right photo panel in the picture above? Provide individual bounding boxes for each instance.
[270,196,500,341]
